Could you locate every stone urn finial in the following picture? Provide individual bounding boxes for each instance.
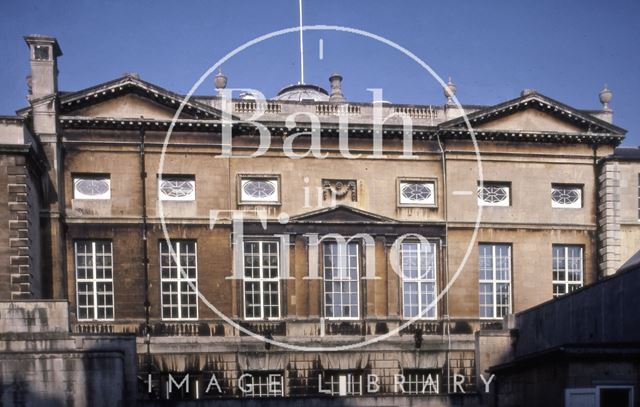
[329,73,346,103]
[444,77,457,105]
[599,84,612,111]
[214,69,227,94]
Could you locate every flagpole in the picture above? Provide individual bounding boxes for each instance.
[298,0,305,84]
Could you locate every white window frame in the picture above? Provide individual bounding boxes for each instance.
[242,372,284,397]
[477,182,510,207]
[398,179,436,207]
[239,175,280,204]
[552,245,583,298]
[565,386,634,407]
[74,240,114,321]
[243,240,281,320]
[401,242,437,319]
[158,175,195,201]
[565,388,596,407]
[479,244,512,319]
[323,241,360,320]
[73,175,111,200]
[551,184,582,209]
[401,370,440,395]
[160,240,198,321]
[322,372,363,396]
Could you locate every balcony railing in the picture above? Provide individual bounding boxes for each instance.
[233,101,282,114]
[315,104,361,116]
[73,318,504,337]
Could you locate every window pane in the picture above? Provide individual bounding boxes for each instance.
[243,241,280,319]
[324,242,359,319]
[478,244,511,318]
[160,241,198,320]
[75,241,114,321]
[243,373,284,397]
[401,242,437,319]
[322,372,363,396]
[552,245,583,298]
[479,245,493,280]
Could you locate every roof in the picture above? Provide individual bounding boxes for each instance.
[274,84,329,102]
[490,344,640,373]
[618,249,640,274]
[441,90,627,137]
[598,146,640,164]
[15,74,627,146]
[56,74,224,119]
[0,116,25,124]
[613,147,640,159]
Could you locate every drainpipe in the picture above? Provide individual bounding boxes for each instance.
[436,133,450,321]
[436,133,452,392]
[592,144,600,279]
[139,123,152,378]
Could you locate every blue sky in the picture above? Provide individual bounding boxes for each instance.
[1,0,639,146]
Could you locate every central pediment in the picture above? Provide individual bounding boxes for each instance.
[290,205,395,223]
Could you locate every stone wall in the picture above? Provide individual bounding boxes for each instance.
[0,301,68,334]
[0,117,45,301]
[616,160,640,266]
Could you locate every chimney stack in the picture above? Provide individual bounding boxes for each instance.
[329,73,346,103]
[24,35,62,100]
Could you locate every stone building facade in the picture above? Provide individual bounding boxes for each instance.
[0,34,638,405]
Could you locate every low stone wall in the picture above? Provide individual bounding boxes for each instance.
[0,301,137,407]
[0,350,127,407]
[0,300,68,334]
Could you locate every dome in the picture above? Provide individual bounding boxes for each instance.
[273,84,329,102]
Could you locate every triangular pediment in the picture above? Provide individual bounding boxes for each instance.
[474,108,582,133]
[290,205,395,223]
[443,92,626,136]
[58,75,222,120]
[67,93,192,120]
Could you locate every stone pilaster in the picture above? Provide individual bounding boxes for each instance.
[598,161,622,276]
[6,155,33,299]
